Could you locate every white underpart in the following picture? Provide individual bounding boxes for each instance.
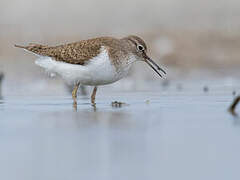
[35,47,133,86]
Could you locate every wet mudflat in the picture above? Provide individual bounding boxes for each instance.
[1,87,240,180]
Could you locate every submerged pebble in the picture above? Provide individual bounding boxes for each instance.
[111,101,127,108]
[203,86,209,92]
[161,80,170,87]
[232,91,236,96]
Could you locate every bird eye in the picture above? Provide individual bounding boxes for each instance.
[137,45,144,51]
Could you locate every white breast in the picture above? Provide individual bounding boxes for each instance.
[35,47,131,86]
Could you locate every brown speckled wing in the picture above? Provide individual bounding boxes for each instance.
[17,38,106,65]
[15,37,128,66]
[49,40,103,65]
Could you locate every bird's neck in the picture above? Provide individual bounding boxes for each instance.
[111,54,137,75]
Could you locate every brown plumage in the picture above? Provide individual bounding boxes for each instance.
[14,36,144,66]
[14,35,166,107]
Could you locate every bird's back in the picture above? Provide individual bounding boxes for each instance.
[15,37,124,65]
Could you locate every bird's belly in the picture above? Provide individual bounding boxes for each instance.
[78,62,120,86]
[35,49,127,86]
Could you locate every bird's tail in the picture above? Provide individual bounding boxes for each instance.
[14,44,27,49]
[14,43,49,56]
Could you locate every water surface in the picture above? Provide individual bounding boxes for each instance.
[0,89,240,180]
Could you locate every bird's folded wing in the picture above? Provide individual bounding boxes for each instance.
[16,40,103,65]
[50,41,102,65]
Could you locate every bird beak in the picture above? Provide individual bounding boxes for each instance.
[143,53,166,78]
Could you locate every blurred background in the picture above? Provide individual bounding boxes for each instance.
[2,1,240,180]
[1,0,240,95]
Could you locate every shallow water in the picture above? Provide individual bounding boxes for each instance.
[1,89,240,180]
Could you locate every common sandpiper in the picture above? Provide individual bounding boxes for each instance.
[15,35,166,108]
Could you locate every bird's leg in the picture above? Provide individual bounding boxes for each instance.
[91,86,98,105]
[72,82,80,109]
